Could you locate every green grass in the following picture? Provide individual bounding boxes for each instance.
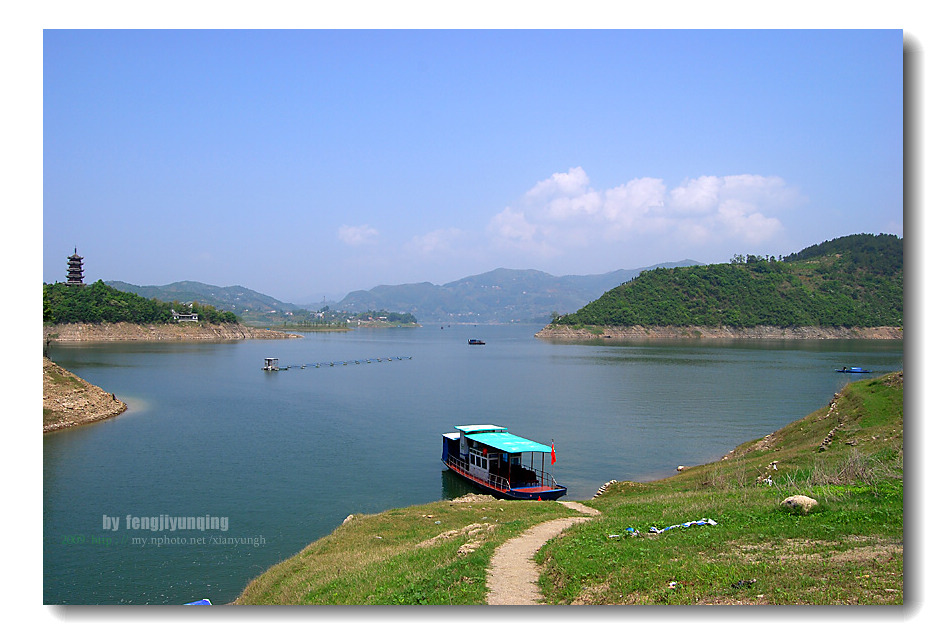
[235,371,903,605]
[45,367,84,389]
[538,371,903,605]
[234,498,571,604]
[537,481,902,604]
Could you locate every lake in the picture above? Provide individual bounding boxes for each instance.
[43,324,903,604]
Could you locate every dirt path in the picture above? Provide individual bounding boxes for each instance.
[486,501,600,605]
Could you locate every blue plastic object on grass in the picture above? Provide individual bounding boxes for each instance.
[649,518,717,534]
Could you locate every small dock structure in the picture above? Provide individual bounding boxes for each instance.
[262,356,411,372]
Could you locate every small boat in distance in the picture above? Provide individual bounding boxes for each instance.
[441,425,566,500]
[468,339,486,345]
[836,366,872,373]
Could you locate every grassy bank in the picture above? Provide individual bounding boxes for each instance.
[234,497,571,604]
[235,372,903,605]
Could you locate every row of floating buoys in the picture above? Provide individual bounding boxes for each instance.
[271,356,412,370]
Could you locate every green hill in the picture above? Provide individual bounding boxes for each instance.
[43,280,240,325]
[105,280,300,316]
[551,234,902,329]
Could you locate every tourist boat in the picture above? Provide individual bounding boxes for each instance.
[468,339,486,345]
[836,366,872,373]
[441,425,566,500]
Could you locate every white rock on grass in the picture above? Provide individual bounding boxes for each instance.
[780,495,819,514]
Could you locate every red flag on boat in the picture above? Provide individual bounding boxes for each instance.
[551,443,556,465]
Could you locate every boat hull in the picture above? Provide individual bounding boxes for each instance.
[442,460,567,501]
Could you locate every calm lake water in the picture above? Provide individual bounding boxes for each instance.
[43,324,903,604]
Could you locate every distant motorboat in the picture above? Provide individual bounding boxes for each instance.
[836,366,872,373]
[468,339,486,345]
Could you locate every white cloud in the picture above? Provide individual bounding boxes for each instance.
[601,177,666,228]
[338,224,380,246]
[714,199,785,243]
[669,176,722,214]
[488,208,538,244]
[487,167,796,258]
[525,166,591,201]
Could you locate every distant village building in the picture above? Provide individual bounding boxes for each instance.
[66,248,84,286]
[171,309,200,322]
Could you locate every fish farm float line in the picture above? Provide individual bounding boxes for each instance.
[262,356,412,371]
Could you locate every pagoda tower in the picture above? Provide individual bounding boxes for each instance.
[66,248,85,286]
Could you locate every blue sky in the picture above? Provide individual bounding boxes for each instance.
[42,28,903,303]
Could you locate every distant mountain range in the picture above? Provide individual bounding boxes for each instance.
[332,262,700,323]
[105,281,302,316]
[107,260,699,324]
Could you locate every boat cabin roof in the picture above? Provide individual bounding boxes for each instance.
[455,424,508,435]
[445,424,553,454]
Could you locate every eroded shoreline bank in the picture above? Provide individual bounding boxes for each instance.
[44,322,301,342]
[43,357,128,432]
[535,324,903,341]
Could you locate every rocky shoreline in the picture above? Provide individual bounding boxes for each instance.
[43,358,128,433]
[44,322,301,343]
[535,324,904,341]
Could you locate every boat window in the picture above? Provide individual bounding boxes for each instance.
[470,452,487,469]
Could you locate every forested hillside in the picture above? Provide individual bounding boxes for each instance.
[44,280,241,325]
[552,234,902,329]
[106,280,300,315]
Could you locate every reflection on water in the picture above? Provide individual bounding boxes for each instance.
[441,469,480,500]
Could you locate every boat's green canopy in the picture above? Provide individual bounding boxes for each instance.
[455,425,552,454]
